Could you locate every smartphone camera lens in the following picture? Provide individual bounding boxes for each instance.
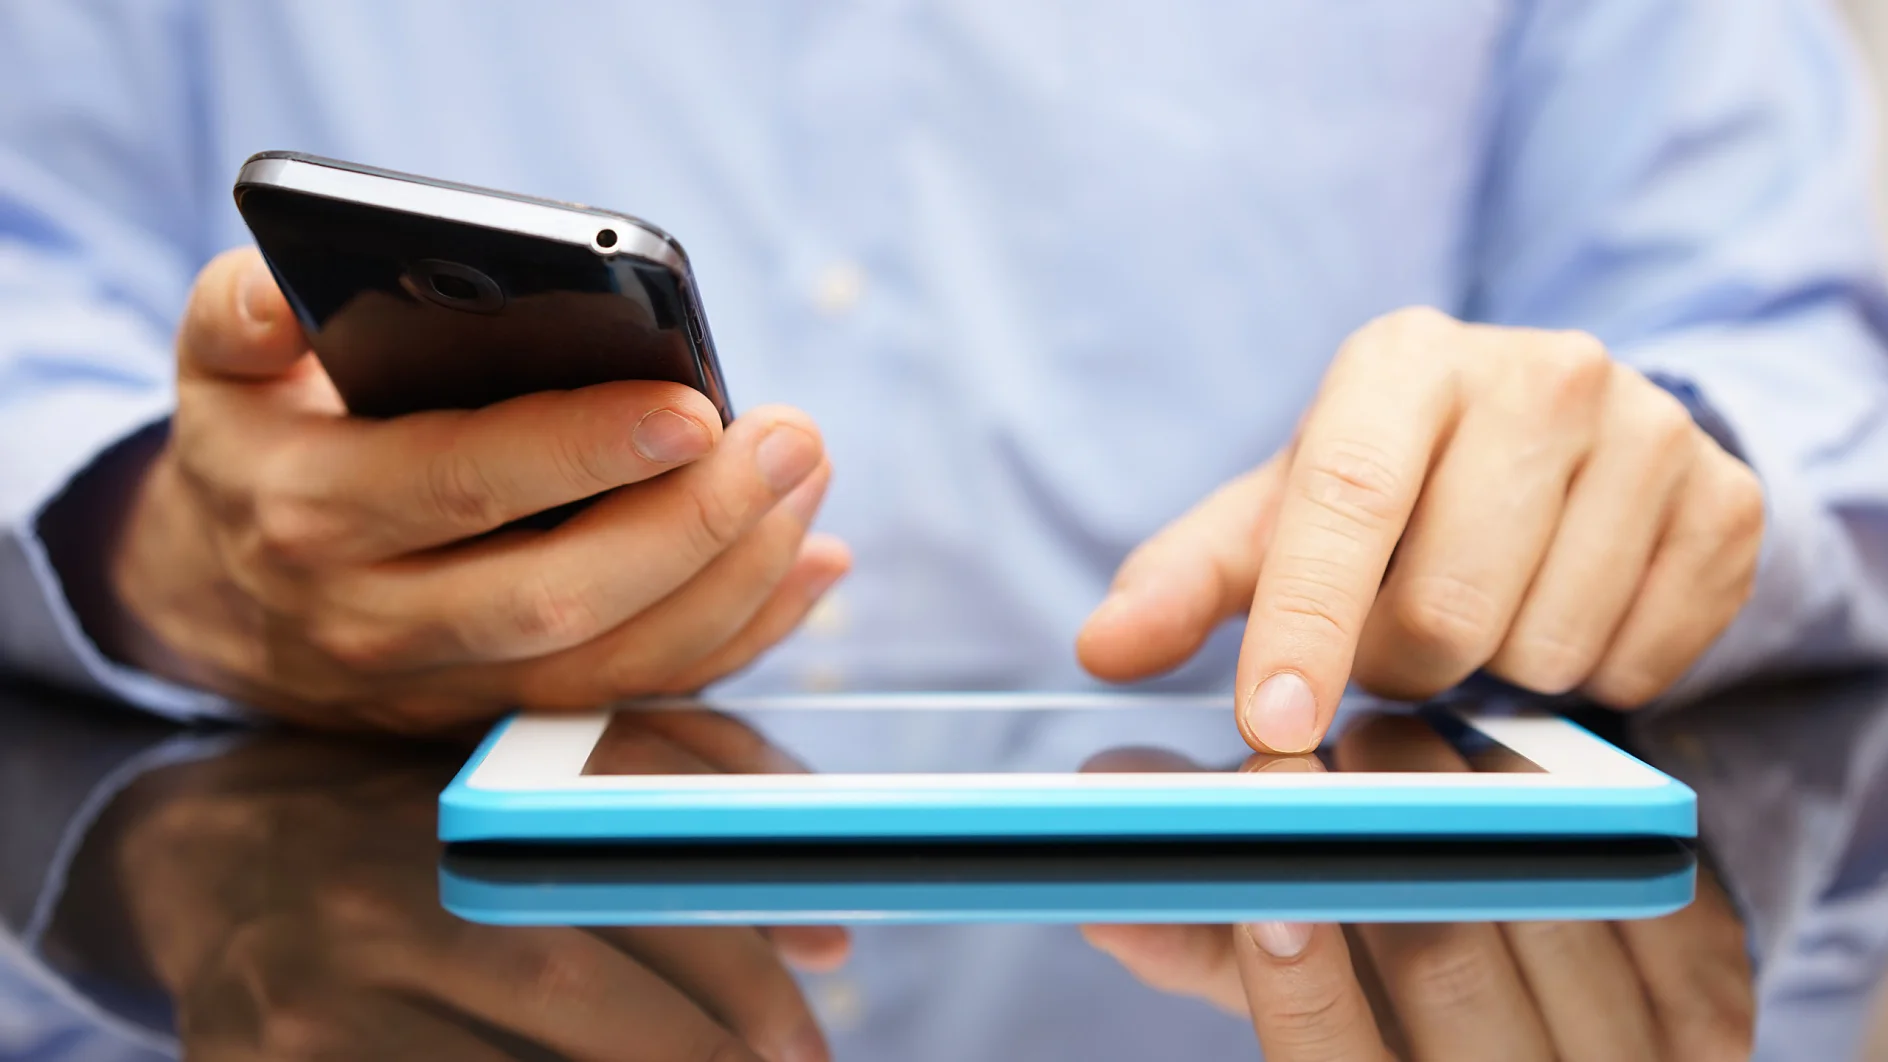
[594,227,620,250]
[400,259,505,314]
[430,272,479,302]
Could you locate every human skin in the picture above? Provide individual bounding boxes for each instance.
[91,712,846,1062]
[1079,307,1763,753]
[1081,716,1754,1062]
[103,249,852,730]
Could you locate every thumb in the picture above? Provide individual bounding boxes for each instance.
[176,248,309,381]
[1076,456,1287,682]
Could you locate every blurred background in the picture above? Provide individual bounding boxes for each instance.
[1845,0,1888,216]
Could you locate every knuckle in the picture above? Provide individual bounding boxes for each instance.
[217,919,287,979]
[1495,631,1596,694]
[1530,332,1611,410]
[679,479,749,558]
[1374,305,1454,341]
[1554,329,1610,370]
[423,448,505,529]
[306,615,416,673]
[312,879,405,937]
[1395,943,1503,1014]
[1713,464,1767,543]
[498,574,606,650]
[548,427,619,495]
[1344,305,1455,363]
[1263,561,1363,639]
[212,923,338,1057]
[1634,385,1698,457]
[510,947,602,1013]
[1259,984,1357,1049]
[1295,440,1408,531]
[1390,573,1503,664]
[257,1005,340,1060]
[251,489,347,568]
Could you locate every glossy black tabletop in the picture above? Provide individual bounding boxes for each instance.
[3,675,1886,1062]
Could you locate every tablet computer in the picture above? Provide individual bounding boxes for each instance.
[438,838,1697,926]
[438,694,1694,843]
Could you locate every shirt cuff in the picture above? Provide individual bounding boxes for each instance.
[1,396,249,722]
[1617,310,1888,701]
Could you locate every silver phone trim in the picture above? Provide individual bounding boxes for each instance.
[235,156,686,273]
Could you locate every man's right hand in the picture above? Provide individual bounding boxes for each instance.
[105,248,850,730]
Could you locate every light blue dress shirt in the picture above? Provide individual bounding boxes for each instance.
[5,0,1888,723]
[3,1,1888,1058]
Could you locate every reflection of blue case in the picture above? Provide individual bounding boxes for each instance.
[438,842,1697,926]
[437,710,1697,844]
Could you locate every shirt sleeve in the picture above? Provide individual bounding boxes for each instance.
[1467,0,1888,699]
[0,2,247,720]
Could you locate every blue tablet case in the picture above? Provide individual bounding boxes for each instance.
[438,842,1698,926]
[438,712,1696,844]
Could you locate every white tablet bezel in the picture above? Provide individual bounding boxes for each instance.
[463,693,1670,792]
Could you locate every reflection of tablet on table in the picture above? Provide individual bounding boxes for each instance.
[439,694,1695,843]
[439,839,1697,926]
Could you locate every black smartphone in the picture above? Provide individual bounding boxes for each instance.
[232,151,734,424]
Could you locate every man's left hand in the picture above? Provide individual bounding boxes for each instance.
[1078,308,1764,752]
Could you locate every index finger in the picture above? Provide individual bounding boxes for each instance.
[1236,310,1461,753]
[591,926,831,1062]
[1233,922,1392,1062]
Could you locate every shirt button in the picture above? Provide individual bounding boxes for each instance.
[812,261,866,316]
[804,592,850,638]
[813,977,866,1033]
[800,664,847,694]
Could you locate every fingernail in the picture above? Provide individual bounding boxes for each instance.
[1244,671,1319,753]
[238,256,279,325]
[779,466,829,524]
[633,408,713,464]
[756,425,820,494]
[1246,921,1313,960]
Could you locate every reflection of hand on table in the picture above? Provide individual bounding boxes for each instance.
[95,713,843,1062]
[1082,715,1755,1061]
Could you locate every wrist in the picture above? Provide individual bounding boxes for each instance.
[103,444,241,691]
[39,422,174,669]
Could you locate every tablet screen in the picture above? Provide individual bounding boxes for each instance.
[577,699,1546,779]
[453,695,1685,845]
